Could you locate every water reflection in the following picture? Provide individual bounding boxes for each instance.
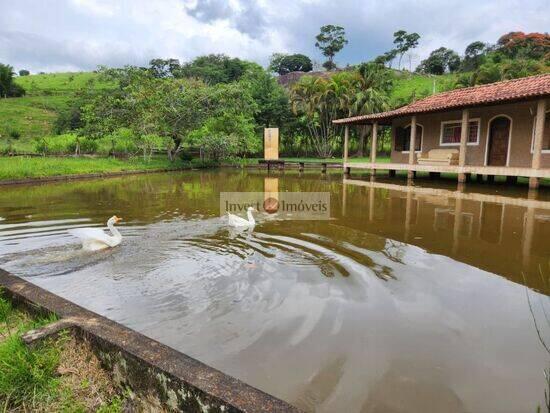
[0,170,548,413]
[343,178,550,294]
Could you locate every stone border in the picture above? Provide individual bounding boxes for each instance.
[0,268,300,413]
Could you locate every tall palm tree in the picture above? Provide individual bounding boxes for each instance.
[349,63,393,156]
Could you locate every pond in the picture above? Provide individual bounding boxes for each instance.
[0,169,549,413]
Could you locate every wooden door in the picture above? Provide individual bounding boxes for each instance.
[487,117,510,166]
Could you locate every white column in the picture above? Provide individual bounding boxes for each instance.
[458,109,469,183]
[343,124,350,175]
[408,116,417,179]
[371,122,378,163]
[343,125,349,163]
[530,99,547,189]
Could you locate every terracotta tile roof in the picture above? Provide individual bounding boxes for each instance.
[333,73,550,125]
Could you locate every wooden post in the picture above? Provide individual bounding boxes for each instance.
[529,99,547,189]
[458,109,469,183]
[408,116,417,180]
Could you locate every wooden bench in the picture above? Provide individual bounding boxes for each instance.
[417,149,459,166]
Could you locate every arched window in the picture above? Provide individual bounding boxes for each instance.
[394,124,423,152]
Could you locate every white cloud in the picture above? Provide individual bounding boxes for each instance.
[0,0,547,73]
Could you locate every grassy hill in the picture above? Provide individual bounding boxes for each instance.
[0,70,454,153]
[0,72,113,152]
[390,71,458,105]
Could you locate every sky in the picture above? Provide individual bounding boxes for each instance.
[0,0,548,74]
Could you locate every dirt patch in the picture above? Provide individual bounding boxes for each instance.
[55,335,120,411]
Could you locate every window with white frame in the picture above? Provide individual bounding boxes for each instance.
[531,111,550,153]
[440,119,480,145]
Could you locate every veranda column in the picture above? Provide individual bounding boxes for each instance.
[371,121,378,176]
[343,124,350,175]
[407,116,417,180]
[529,99,547,189]
[458,109,470,183]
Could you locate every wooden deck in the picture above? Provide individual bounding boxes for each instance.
[259,159,341,171]
[345,162,550,179]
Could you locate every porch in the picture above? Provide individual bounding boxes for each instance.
[335,74,550,189]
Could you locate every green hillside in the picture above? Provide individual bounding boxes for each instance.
[390,71,458,105]
[0,72,114,152]
[0,70,453,153]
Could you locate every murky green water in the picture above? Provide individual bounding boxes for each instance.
[0,169,549,412]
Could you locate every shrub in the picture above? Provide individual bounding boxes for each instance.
[96,128,138,156]
[137,134,173,161]
[77,137,98,154]
[34,134,77,155]
[8,129,21,139]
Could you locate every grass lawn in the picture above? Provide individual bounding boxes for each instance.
[0,294,125,411]
[0,156,189,181]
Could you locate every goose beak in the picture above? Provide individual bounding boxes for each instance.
[115,216,123,223]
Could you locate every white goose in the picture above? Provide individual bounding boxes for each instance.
[227,207,256,228]
[69,215,123,251]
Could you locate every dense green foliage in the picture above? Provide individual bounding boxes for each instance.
[78,64,278,160]
[417,47,461,75]
[268,53,313,75]
[415,31,549,84]
[290,63,392,157]
[0,63,26,98]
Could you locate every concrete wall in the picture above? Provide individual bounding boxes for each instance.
[390,98,550,168]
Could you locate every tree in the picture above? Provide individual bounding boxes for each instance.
[0,64,14,98]
[290,63,392,157]
[18,69,30,76]
[496,32,550,60]
[315,25,348,71]
[268,53,313,75]
[178,54,251,84]
[0,64,25,98]
[148,58,181,78]
[351,63,393,156]
[461,41,488,71]
[240,67,293,128]
[417,47,461,75]
[374,49,398,68]
[393,30,420,69]
[188,113,259,161]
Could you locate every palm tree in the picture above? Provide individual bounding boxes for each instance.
[350,63,393,156]
[290,63,393,158]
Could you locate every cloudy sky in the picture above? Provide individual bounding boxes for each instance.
[0,0,548,73]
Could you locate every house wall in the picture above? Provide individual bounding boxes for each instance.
[390,98,550,168]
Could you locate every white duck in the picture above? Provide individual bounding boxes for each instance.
[69,215,123,251]
[227,207,256,228]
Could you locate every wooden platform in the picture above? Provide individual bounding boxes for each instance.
[345,162,550,179]
[259,159,341,172]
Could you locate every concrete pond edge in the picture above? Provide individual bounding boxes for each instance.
[0,268,300,413]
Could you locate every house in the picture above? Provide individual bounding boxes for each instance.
[334,73,550,188]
